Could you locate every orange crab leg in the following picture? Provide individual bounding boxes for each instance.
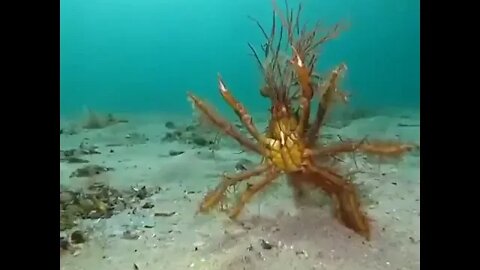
[217,74,267,145]
[198,164,270,213]
[187,92,263,154]
[307,64,347,144]
[309,139,415,160]
[304,163,371,240]
[229,169,281,219]
[290,46,314,136]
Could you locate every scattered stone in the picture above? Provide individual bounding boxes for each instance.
[397,123,420,127]
[192,136,208,147]
[69,164,114,178]
[295,250,309,258]
[169,150,185,156]
[142,202,154,209]
[70,230,86,244]
[64,157,90,164]
[260,239,273,250]
[235,159,254,171]
[161,132,177,142]
[409,236,419,244]
[79,140,101,154]
[60,191,76,204]
[154,211,176,217]
[135,186,148,200]
[82,110,128,129]
[122,230,140,240]
[126,132,149,145]
[60,236,70,250]
[165,121,176,129]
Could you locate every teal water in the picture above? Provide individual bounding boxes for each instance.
[60,0,419,117]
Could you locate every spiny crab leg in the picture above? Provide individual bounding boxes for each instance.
[307,136,369,157]
[306,163,370,240]
[308,138,415,159]
[217,74,267,145]
[198,164,270,213]
[229,169,281,219]
[290,46,314,136]
[307,64,347,144]
[187,92,263,154]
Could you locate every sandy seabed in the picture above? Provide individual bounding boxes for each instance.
[60,110,420,270]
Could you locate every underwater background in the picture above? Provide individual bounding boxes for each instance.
[60,0,419,117]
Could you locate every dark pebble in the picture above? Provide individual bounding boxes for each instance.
[154,211,176,217]
[192,136,208,147]
[60,237,70,250]
[110,149,114,153]
[260,239,273,250]
[165,121,176,129]
[169,150,185,156]
[142,202,155,209]
[70,230,86,244]
[136,186,148,200]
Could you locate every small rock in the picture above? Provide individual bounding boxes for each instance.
[260,239,273,250]
[154,211,176,217]
[123,230,140,240]
[136,186,148,200]
[235,159,254,171]
[192,136,208,147]
[60,191,76,204]
[70,230,86,244]
[70,164,113,178]
[161,132,175,142]
[142,202,155,209]
[295,250,309,258]
[169,150,185,156]
[165,121,176,129]
[60,237,70,250]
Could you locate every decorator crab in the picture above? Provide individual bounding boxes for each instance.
[187,1,414,240]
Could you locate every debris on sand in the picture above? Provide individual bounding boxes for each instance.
[60,184,158,232]
[82,108,128,130]
[69,164,114,178]
[60,139,101,163]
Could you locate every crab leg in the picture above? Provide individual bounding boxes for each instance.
[305,163,371,240]
[217,74,267,145]
[229,169,280,219]
[307,64,347,144]
[187,92,263,154]
[198,164,270,213]
[290,46,314,136]
[309,139,415,159]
